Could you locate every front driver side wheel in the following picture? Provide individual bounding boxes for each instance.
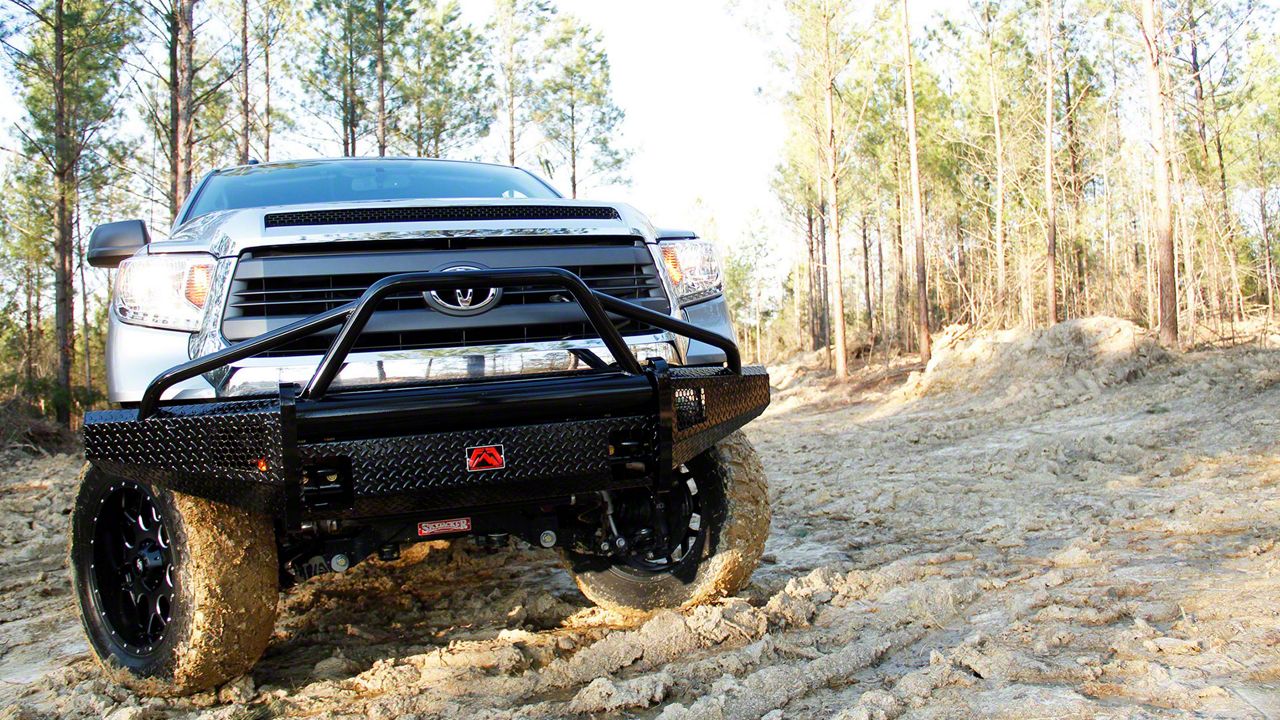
[69,464,279,695]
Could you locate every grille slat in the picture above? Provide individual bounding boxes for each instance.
[221,238,670,357]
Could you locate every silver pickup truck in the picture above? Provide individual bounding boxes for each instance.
[71,158,772,694]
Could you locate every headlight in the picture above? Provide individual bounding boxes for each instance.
[658,238,723,305]
[113,254,215,332]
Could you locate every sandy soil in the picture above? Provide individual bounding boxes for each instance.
[4,317,1280,719]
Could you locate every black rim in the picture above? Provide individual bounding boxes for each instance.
[87,481,174,655]
[615,465,705,574]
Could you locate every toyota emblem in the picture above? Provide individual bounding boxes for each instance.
[424,264,502,316]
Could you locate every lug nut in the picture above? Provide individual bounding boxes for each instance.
[538,530,557,548]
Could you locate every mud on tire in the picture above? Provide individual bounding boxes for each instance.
[69,463,278,696]
[566,431,770,612]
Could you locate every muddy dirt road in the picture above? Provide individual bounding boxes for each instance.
[4,318,1280,719]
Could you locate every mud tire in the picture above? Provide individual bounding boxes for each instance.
[566,431,770,612]
[70,463,278,696]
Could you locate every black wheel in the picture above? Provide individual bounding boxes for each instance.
[564,431,770,612]
[83,480,175,654]
[70,464,279,695]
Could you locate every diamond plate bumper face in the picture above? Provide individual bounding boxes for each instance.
[83,366,769,522]
[669,366,771,467]
[84,399,289,512]
[299,415,658,518]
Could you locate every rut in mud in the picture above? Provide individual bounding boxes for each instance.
[4,317,1280,719]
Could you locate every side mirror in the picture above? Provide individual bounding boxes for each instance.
[88,220,151,268]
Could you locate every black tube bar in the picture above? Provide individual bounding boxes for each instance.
[138,304,355,419]
[591,292,742,374]
[301,268,644,400]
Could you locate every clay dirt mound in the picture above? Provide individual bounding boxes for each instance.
[898,317,1169,408]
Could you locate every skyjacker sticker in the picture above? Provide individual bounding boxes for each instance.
[417,518,472,537]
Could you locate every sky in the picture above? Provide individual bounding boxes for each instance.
[484,1,791,243]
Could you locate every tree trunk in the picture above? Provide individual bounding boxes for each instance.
[901,0,931,362]
[824,20,848,378]
[861,213,873,336]
[806,205,818,350]
[1188,2,1210,158]
[893,147,906,348]
[1173,157,1197,331]
[1141,0,1178,347]
[1064,39,1086,314]
[23,263,34,387]
[1042,0,1058,326]
[818,200,831,364]
[1259,131,1277,315]
[176,0,195,209]
[376,0,387,157]
[876,213,885,345]
[504,28,518,166]
[1103,36,1118,316]
[414,41,427,156]
[77,217,91,392]
[344,5,356,156]
[985,7,1006,317]
[52,0,75,426]
[507,71,517,165]
[238,0,250,164]
[263,24,272,161]
[1188,0,1241,323]
[569,94,578,198]
[167,6,179,218]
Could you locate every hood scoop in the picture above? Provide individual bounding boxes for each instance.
[263,205,620,229]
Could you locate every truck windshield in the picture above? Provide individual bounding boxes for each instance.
[183,159,560,223]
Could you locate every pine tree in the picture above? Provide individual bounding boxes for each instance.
[304,0,376,156]
[253,0,297,161]
[798,0,857,378]
[488,0,553,166]
[372,0,412,156]
[1042,0,1059,326]
[129,0,240,219]
[3,0,133,425]
[901,0,931,362]
[534,15,628,197]
[397,0,492,158]
[1140,0,1178,347]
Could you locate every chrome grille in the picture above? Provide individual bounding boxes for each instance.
[221,237,670,357]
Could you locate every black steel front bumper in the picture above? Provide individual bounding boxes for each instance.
[83,269,769,524]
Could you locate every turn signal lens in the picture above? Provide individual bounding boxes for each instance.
[184,263,212,308]
[661,245,684,286]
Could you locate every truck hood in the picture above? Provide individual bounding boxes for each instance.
[146,197,662,259]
